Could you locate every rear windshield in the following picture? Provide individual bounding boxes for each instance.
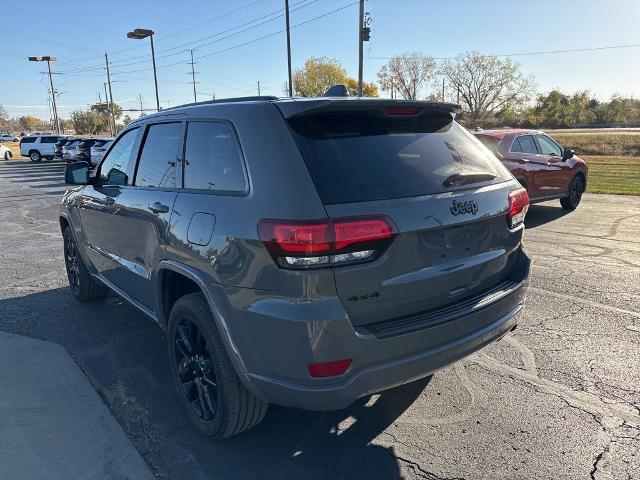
[288,111,512,205]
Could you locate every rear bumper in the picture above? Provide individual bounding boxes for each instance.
[244,304,520,410]
[224,247,530,411]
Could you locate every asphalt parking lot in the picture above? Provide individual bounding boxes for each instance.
[0,159,638,480]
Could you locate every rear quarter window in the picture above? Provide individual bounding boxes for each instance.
[288,111,512,205]
[183,121,248,194]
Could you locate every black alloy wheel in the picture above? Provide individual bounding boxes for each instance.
[174,318,218,421]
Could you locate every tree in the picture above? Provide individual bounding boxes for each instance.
[345,78,378,97]
[377,52,437,100]
[0,104,8,122]
[18,116,43,131]
[292,57,377,97]
[70,110,103,135]
[122,114,132,125]
[90,102,122,120]
[440,51,534,123]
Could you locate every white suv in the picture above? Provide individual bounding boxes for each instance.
[19,135,65,162]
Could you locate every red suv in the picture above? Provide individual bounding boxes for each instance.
[473,129,588,210]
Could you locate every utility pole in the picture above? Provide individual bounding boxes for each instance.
[189,49,197,103]
[105,53,116,136]
[357,0,364,97]
[390,79,394,100]
[46,60,60,134]
[257,81,261,96]
[138,94,144,117]
[442,77,445,102]
[285,0,293,96]
[28,56,60,133]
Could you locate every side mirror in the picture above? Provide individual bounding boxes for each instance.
[65,162,91,185]
[562,148,575,161]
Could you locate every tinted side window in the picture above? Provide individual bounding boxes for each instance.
[98,128,139,186]
[536,135,562,156]
[184,121,247,193]
[134,123,182,188]
[510,137,522,152]
[517,135,538,154]
[21,137,36,144]
[42,136,58,143]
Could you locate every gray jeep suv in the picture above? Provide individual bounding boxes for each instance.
[61,95,531,439]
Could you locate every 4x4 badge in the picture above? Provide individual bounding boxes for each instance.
[450,199,478,216]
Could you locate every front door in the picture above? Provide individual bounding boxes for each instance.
[534,134,573,196]
[108,121,184,312]
[78,127,141,278]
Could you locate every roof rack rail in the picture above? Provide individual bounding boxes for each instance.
[159,95,279,113]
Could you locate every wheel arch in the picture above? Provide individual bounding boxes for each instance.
[156,260,249,375]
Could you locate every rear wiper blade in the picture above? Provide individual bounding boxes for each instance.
[443,172,496,187]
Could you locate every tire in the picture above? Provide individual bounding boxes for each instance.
[29,150,42,162]
[62,226,107,301]
[560,175,585,210]
[3,151,10,161]
[167,293,268,439]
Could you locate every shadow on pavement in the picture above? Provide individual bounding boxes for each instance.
[525,203,572,229]
[0,287,431,479]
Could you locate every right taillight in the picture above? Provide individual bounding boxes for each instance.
[258,216,396,269]
[508,188,530,229]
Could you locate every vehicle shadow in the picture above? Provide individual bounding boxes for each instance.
[0,287,431,479]
[525,203,572,229]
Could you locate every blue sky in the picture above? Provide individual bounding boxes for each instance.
[1,0,638,120]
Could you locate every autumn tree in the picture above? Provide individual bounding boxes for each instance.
[377,52,437,100]
[440,51,534,122]
[18,116,43,131]
[292,57,377,97]
[70,110,103,134]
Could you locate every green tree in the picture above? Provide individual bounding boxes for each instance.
[90,102,123,120]
[292,57,377,97]
[70,110,103,134]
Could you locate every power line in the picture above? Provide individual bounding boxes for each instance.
[196,1,359,61]
[367,43,640,61]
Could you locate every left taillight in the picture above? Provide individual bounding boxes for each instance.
[508,188,530,229]
[258,216,396,269]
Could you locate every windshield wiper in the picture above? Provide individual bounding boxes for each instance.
[443,172,496,188]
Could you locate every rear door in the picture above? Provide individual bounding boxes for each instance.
[287,107,523,327]
[108,120,183,311]
[534,134,572,195]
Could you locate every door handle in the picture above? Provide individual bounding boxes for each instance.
[148,202,170,214]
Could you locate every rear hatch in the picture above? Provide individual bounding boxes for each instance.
[280,100,525,327]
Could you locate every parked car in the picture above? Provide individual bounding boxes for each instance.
[473,129,588,210]
[0,143,11,160]
[73,138,101,163]
[54,138,75,159]
[89,138,113,166]
[61,94,531,439]
[0,133,19,142]
[62,139,82,161]
[19,134,64,162]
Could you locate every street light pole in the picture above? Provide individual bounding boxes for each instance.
[127,28,160,111]
[149,34,160,111]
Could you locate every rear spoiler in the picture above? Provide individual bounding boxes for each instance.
[275,98,463,119]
